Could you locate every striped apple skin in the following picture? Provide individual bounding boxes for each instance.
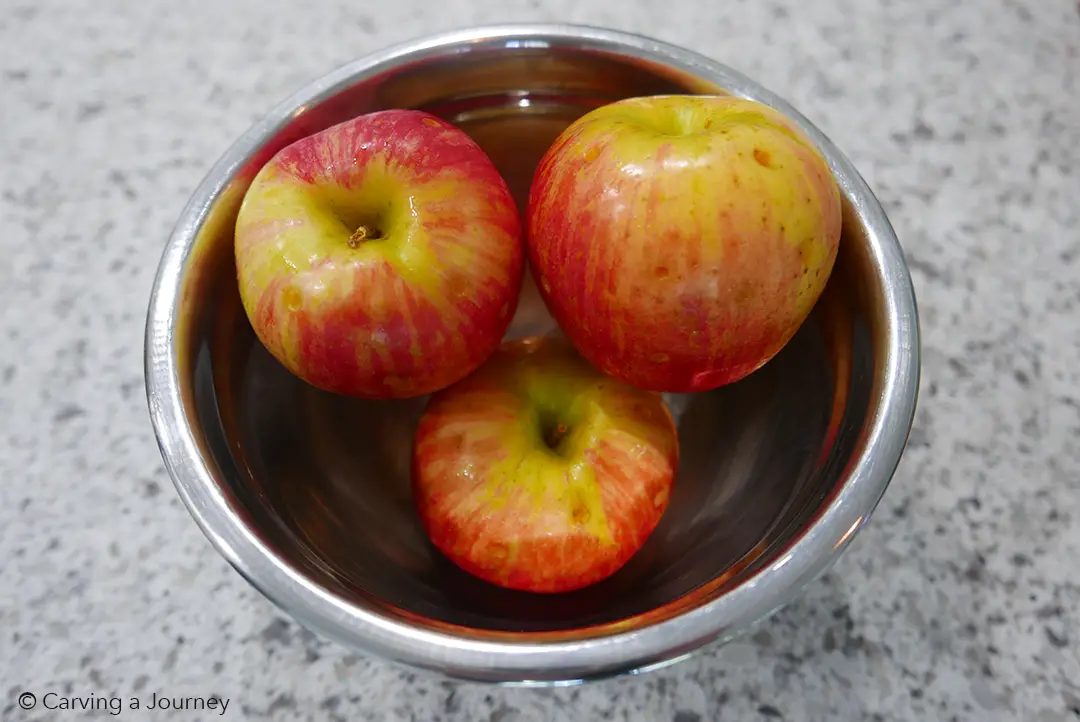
[412,336,678,594]
[527,95,842,393]
[234,110,524,398]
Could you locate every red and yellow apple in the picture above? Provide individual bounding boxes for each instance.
[412,335,678,593]
[527,95,842,393]
[234,109,524,398]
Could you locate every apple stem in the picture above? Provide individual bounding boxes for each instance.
[347,225,378,248]
[543,423,570,451]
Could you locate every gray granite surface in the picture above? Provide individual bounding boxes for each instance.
[2,0,1079,720]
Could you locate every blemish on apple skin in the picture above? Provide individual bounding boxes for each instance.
[572,504,591,525]
[541,276,552,294]
[753,148,774,168]
[282,287,303,311]
[649,353,669,363]
[488,544,509,564]
[653,266,670,279]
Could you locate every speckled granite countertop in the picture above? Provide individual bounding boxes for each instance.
[2,0,1078,720]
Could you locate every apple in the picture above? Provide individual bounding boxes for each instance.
[234,109,524,398]
[412,335,679,593]
[526,95,842,393]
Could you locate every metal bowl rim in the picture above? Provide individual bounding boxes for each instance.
[144,22,921,684]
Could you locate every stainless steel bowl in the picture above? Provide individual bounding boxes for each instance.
[145,23,920,685]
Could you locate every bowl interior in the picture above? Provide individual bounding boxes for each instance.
[176,43,878,639]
